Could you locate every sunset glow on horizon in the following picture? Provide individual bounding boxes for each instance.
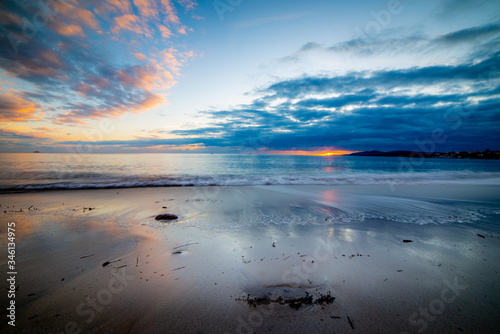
[256,148,356,156]
[309,151,356,156]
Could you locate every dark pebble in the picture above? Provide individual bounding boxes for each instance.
[155,214,178,220]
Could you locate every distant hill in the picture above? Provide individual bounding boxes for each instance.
[348,150,419,157]
[347,150,500,159]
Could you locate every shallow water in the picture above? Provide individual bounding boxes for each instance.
[1,153,500,191]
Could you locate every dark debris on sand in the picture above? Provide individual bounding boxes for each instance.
[239,292,335,310]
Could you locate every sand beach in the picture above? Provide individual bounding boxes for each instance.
[1,184,499,333]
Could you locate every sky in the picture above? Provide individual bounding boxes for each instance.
[0,0,499,154]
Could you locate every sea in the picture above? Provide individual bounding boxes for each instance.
[1,153,500,192]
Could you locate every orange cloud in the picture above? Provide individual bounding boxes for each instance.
[0,72,25,94]
[0,126,55,139]
[159,25,173,38]
[0,93,41,122]
[76,83,93,96]
[137,93,166,110]
[177,26,187,35]
[53,115,86,125]
[54,92,166,125]
[56,24,85,37]
[33,126,61,132]
[94,0,132,17]
[0,1,198,129]
[176,0,197,10]
[0,10,23,25]
[107,0,132,13]
[135,52,147,61]
[58,2,100,30]
[133,0,158,18]
[111,1,186,36]
[86,75,110,88]
[134,67,157,88]
[39,50,63,67]
[115,49,196,97]
[160,0,180,24]
[116,69,136,87]
[161,49,183,75]
[0,125,88,145]
[116,63,176,91]
[112,14,152,36]
[159,48,196,76]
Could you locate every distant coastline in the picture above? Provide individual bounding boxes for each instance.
[348,149,500,160]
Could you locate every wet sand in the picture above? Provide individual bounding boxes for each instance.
[1,185,500,333]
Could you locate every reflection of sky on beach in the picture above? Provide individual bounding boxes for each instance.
[320,189,339,206]
[339,228,355,243]
[327,227,335,239]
